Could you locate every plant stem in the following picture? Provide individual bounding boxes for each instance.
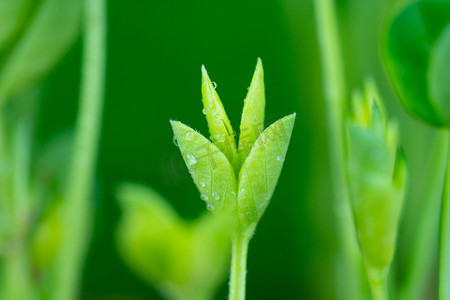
[314,0,364,299]
[229,227,252,300]
[367,267,389,300]
[439,132,450,300]
[50,0,105,299]
[399,130,448,300]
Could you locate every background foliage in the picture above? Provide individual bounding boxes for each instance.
[35,0,439,298]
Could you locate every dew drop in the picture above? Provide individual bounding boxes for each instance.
[202,108,208,115]
[265,193,271,201]
[201,193,209,201]
[186,132,194,141]
[199,181,206,188]
[173,136,178,146]
[211,81,217,89]
[212,192,220,200]
[207,203,215,210]
[258,203,264,208]
[189,168,196,174]
[276,155,284,162]
[186,153,197,165]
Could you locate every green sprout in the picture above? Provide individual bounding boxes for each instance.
[347,81,407,300]
[171,58,295,300]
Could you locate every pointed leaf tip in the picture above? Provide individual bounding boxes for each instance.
[238,59,266,166]
[201,66,239,172]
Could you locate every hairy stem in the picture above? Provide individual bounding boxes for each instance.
[229,228,252,300]
[439,132,450,300]
[314,0,364,299]
[50,0,106,299]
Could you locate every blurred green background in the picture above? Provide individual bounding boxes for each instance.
[34,0,441,299]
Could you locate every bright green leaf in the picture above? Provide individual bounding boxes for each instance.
[237,113,296,226]
[0,0,81,99]
[238,58,265,166]
[382,0,450,126]
[171,120,238,213]
[201,66,239,173]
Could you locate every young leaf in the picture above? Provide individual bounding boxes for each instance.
[429,24,450,123]
[0,0,81,99]
[238,58,265,165]
[382,0,450,126]
[201,66,239,173]
[171,120,238,212]
[237,113,296,226]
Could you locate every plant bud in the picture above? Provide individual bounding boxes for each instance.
[347,81,407,272]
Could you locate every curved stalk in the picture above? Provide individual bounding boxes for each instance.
[439,132,450,300]
[50,0,105,299]
[314,0,364,299]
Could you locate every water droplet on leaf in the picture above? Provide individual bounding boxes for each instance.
[201,193,209,201]
[186,153,197,165]
[211,81,217,89]
[202,108,208,115]
[199,181,206,187]
[173,136,178,146]
[186,132,194,141]
[189,168,196,174]
[212,192,220,200]
[276,155,284,162]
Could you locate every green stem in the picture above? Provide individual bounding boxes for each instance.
[367,267,389,300]
[439,132,450,300]
[229,228,252,300]
[314,0,364,299]
[399,130,448,300]
[50,0,105,299]
[2,122,32,300]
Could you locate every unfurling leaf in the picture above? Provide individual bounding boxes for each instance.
[238,58,265,165]
[170,121,238,212]
[237,113,296,225]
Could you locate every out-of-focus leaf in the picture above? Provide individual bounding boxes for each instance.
[171,120,238,213]
[237,114,296,226]
[382,0,450,126]
[201,66,239,172]
[31,201,62,270]
[116,184,232,300]
[429,24,450,123]
[347,82,407,271]
[0,0,81,99]
[238,58,265,166]
[0,0,33,52]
